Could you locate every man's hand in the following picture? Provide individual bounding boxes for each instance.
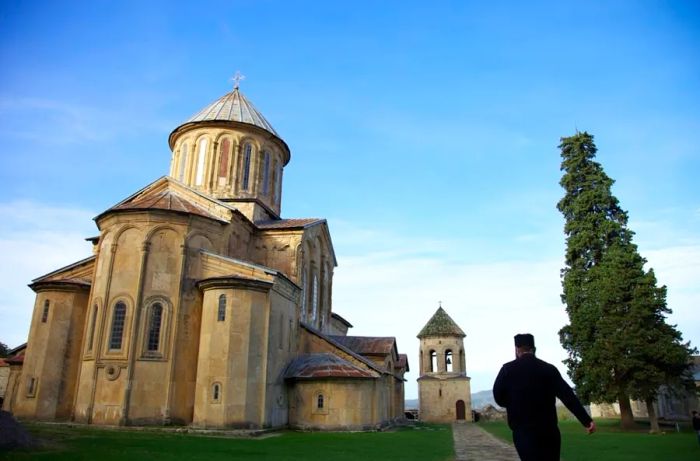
[586,421,596,434]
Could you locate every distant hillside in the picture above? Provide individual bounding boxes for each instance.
[471,390,499,410]
[404,390,500,411]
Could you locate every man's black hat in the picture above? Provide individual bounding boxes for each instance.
[514,333,535,348]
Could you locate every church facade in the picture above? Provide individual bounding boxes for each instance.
[3,85,408,430]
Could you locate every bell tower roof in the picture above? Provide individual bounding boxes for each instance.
[417,307,465,338]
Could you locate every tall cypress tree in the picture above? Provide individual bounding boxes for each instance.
[557,131,694,430]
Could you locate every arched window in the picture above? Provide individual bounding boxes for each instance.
[109,301,127,350]
[195,138,208,186]
[212,383,221,402]
[300,269,307,321]
[317,394,324,409]
[41,300,50,323]
[88,304,98,351]
[445,350,453,372]
[262,150,271,195]
[430,350,437,372]
[241,143,252,190]
[147,303,163,351]
[311,273,319,323]
[273,163,282,203]
[178,143,188,182]
[459,349,464,373]
[218,139,230,185]
[217,294,226,322]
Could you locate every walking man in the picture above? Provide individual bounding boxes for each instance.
[493,333,595,461]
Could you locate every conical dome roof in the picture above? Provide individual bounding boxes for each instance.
[417,307,465,338]
[182,87,279,136]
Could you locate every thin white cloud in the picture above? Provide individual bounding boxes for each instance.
[332,221,700,399]
[0,201,96,348]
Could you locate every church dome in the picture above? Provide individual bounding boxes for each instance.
[183,87,279,136]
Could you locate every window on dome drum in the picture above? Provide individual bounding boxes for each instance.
[109,302,127,350]
[312,274,319,322]
[317,394,324,409]
[41,300,50,323]
[300,270,307,321]
[178,144,188,182]
[241,143,252,190]
[445,350,453,372]
[430,350,437,372]
[195,139,208,186]
[262,151,270,195]
[218,139,230,185]
[88,304,98,351]
[217,294,226,322]
[274,164,282,202]
[147,303,163,352]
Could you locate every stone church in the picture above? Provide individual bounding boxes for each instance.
[3,83,408,430]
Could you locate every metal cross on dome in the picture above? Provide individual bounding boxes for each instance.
[230,71,245,90]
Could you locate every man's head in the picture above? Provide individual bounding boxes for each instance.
[514,333,535,357]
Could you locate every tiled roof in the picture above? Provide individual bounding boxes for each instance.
[396,354,409,372]
[417,307,465,338]
[300,324,386,376]
[111,188,225,222]
[183,88,279,137]
[284,353,377,380]
[329,336,396,356]
[4,347,25,365]
[255,218,324,230]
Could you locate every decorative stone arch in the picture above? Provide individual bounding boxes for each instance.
[193,134,212,187]
[104,294,135,358]
[112,224,143,245]
[184,231,215,252]
[210,381,223,404]
[144,224,181,243]
[429,350,438,372]
[85,297,103,355]
[312,389,329,415]
[139,295,173,360]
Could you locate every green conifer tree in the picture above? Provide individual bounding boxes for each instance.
[557,131,694,430]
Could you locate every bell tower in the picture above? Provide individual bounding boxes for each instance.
[417,305,472,422]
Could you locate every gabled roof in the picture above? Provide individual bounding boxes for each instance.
[300,324,387,376]
[329,336,398,358]
[396,354,410,372]
[96,176,246,225]
[30,255,96,289]
[417,307,466,338]
[284,353,377,380]
[255,218,325,230]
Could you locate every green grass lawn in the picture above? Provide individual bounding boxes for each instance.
[480,418,700,461]
[1,423,454,461]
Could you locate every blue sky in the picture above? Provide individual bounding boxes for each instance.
[1,1,698,398]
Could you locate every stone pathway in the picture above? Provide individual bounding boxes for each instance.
[452,422,520,461]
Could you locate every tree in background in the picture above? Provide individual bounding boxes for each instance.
[0,341,9,357]
[556,131,694,431]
